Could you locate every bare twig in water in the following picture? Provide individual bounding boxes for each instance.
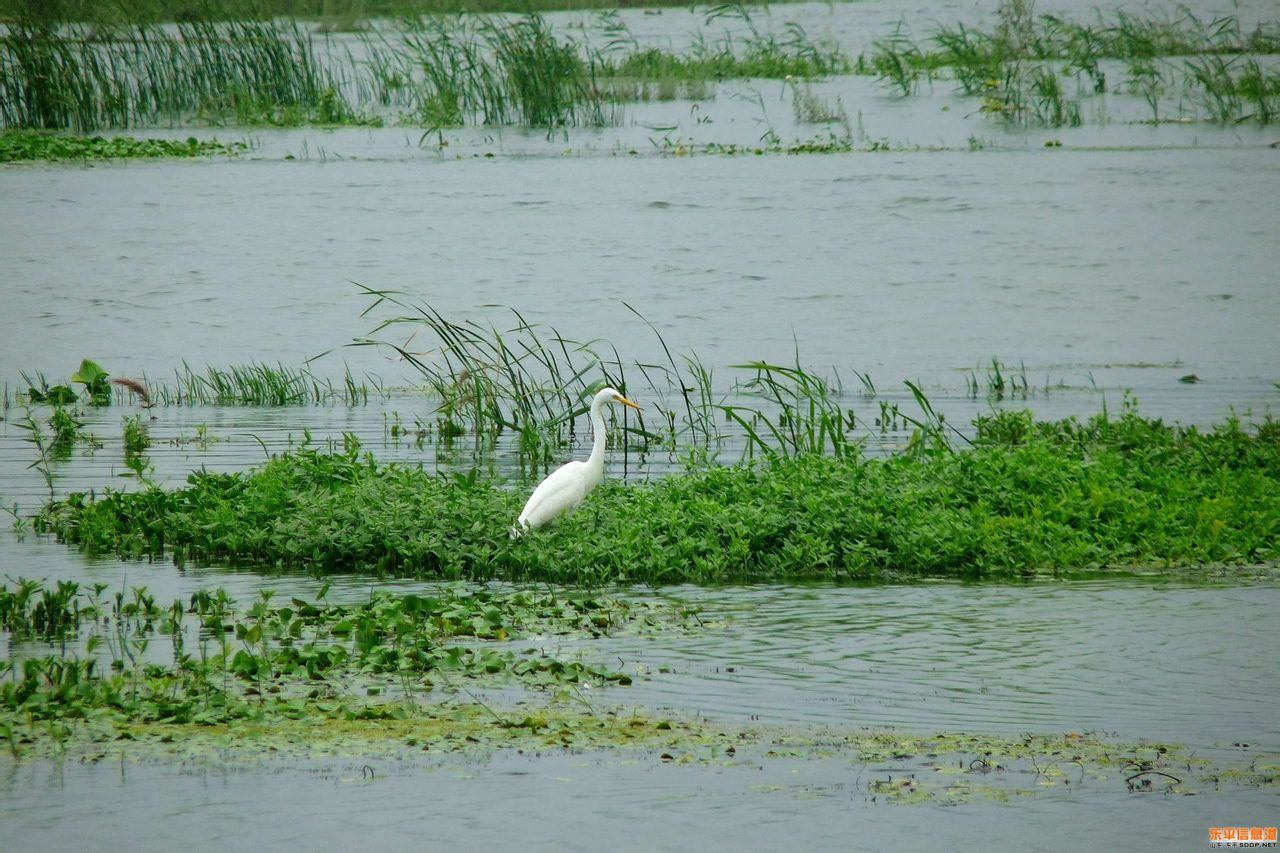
[1126,770,1182,789]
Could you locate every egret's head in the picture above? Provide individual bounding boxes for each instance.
[595,386,641,412]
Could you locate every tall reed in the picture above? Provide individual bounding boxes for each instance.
[344,289,948,468]
[0,18,349,130]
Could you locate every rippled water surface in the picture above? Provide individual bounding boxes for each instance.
[5,148,1278,397]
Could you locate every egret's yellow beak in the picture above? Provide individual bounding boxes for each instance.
[614,394,641,412]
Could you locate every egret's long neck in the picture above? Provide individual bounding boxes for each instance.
[585,399,608,476]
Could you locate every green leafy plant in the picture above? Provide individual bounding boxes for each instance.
[35,408,1280,582]
[47,406,81,455]
[21,371,76,406]
[70,359,110,406]
[122,415,151,457]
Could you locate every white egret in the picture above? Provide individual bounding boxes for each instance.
[511,387,641,535]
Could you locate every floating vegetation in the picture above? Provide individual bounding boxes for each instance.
[0,578,686,648]
[0,130,245,162]
[0,579,726,761]
[18,371,78,406]
[19,359,109,407]
[0,580,696,736]
[767,729,1278,804]
[695,134,869,156]
[34,407,1280,582]
[3,584,1275,800]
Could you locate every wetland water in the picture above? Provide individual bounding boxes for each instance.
[2,0,1280,849]
[0,560,1277,851]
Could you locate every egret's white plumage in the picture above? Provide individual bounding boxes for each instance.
[512,387,640,535]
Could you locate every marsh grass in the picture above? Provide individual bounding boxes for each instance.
[720,359,860,461]
[345,289,912,468]
[153,362,372,406]
[788,81,848,128]
[15,411,57,500]
[1186,55,1280,125]
[863,6,1280,126]
[0,18,363,130]
[0,0,725,24]
[597,16,849,84]
[870,24,929,96]
[966,358,1031,401]
[122,414,151,458]
[347,286,627,469]
[2,6,851,131]
[376,14,614,129]
[46,407,81,455]
[17,362,372,409]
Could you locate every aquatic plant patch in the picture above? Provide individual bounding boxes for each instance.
[34,409,1280,581]
[0,579,722,767]
[761,730,1278,804]
[1,688,1273,806]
